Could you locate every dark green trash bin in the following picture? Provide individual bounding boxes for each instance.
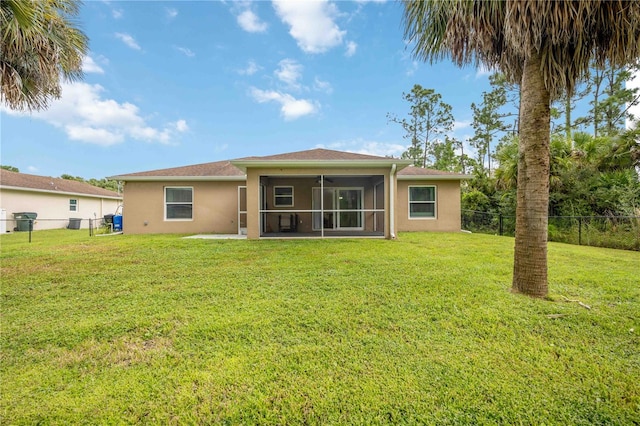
[14,212,37,231]
[68,218,82,230]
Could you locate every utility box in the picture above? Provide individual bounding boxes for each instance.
[0,209,6,233]
[13,212,37,232]
[68,218,82,230]
[113,215,123,232]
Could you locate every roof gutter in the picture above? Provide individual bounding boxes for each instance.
[108,175,247,182]
[397,174,471,181]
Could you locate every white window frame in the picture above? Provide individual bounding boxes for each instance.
[273,186,294,207]
[238,186,247,235]
[69,199,78,212]
[408,185,437,220]
[164,186,194,221]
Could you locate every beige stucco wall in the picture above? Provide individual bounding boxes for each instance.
[119,171,463,237]
[395,179,462,232]
[122,180,243,234]
[0,188,121,231]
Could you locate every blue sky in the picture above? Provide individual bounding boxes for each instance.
[5,0,634,180]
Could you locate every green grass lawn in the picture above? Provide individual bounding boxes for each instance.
[1,231,638,424]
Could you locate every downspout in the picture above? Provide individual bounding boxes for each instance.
[390,163,397,239]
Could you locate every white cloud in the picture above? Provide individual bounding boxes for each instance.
[175,46,195,57]
[66,125,124,145]
[317,139,406,158]
[453,120,472,131]
[250,60,322,119]
[313,77,333,94]
[115,33,141,50]
[101,1,122,19]
[345,41,357,57]
[399,49,419,76]
[165,7,178,20]
[461,137,477,158]
[237,9,268,33]
[27,166,38,173]
[129,126,171,144]
[2,82,187,146]
[238,60,261,76]
[82,56,104,74]
[272,0,346,54]
[275,59,303,89]
[174,119,189,132]
[250,87,318,120]
[405,60,418,76]
[476,64,495,78]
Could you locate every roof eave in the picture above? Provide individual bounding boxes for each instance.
[397,174,471,181]
[0,185,123,199]
[110,175,247,182]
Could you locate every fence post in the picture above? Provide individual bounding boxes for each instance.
[499,213,504,236]
[578,217,582,246]
[28,219,33,243]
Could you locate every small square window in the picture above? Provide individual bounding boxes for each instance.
[274,186,294,207]
[70,199,78,212]
[165,187,193,220]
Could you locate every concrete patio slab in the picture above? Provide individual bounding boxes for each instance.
[183,234,247,239]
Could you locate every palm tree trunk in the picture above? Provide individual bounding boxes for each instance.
[512,51,550,298]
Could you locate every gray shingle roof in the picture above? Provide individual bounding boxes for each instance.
[397,165,467,176]
[0,169,122,198]
[236,148,395,162]
[110,148,468,179]
[113,160,244,178]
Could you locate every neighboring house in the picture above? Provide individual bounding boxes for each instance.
[0,169,122,231]
[111,148,469,239]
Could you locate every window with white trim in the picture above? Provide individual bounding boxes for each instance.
[409,186,436,219]
[165,187,193,220]
[69,199,78,212]
[274,186,294,207]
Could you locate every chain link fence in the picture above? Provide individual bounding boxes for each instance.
[462,210,640,251]
[1,217,120,242]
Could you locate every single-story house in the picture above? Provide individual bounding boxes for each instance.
[110,148,469,239]
[0,169,122,231]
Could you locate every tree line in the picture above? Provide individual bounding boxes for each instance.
[389,62,640,220]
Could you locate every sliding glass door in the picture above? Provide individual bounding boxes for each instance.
[312,187,363,230]
[337,189,362,228]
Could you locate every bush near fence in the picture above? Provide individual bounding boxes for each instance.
[462,210,640,251]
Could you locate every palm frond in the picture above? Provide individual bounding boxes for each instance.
[0,0,87,111]
[403,0,640,99]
